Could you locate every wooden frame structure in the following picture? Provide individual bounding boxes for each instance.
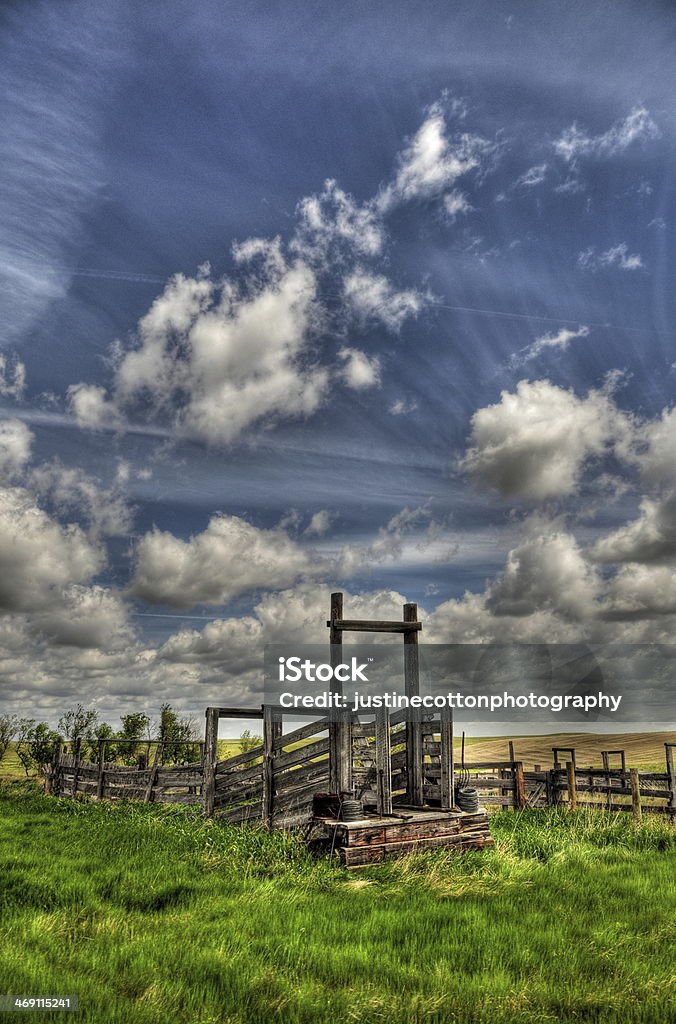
[200,592,457,823]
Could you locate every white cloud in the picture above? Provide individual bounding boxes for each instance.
[67,383,122,430]
[0,419,33,480]
[591,491,676,565]
[0,486,103,613]
[304,510,332,537]
[554,105,660,162]
[0,354,26,398]
[601,564,676,619]
[338,347,381,390]
[70,249,329,446]
[442,189,473,220]
[343,269,424,332]
[31,585,134,650]
[292,179,384,261]
[389,397,418,416]
[379,99,492,209]
[29,460,133,538]
[633,406,676,486]
[516,325,590,363]
[514,163,548,188]
[578,243,643,272]
[462,379,632,501]
[485,529,600,621]
[130,513,324,609]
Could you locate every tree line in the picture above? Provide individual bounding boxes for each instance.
[0,703,200,776]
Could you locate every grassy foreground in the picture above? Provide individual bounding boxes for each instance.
[0,781,674,1024]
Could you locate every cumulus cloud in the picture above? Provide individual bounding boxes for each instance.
[29,461,133,538]
[462,379,632,501]
[485,529,600,621]
[69,248,329,446]
[343,269,425,332]
[338,347,381,390]
[591,491,676,565]
[379,99,492,209]
[0,487,103,613]
[601,564,676,619]
[0,354,26,398]
[63,98,490,447]
[292,179,384,261]
[130,513,324,609]
[304,510,332,537]
[67,382,122,430]
[0,419,33,480]
[31,585,134,650]
[634,406,676,485]
[515,325,590,363]
[578,243,643,272]
[554,105,660,162]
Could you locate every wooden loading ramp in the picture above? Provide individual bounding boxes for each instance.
[312,806,493,868]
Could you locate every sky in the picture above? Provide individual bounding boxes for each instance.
[1,0,675,733]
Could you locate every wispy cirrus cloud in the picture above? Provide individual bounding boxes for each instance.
[554,105,660,163]
[578,243,643,271]
[512,325,590,365]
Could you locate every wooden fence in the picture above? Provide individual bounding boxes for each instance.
[47,739,202,805]
[46,721,676,825]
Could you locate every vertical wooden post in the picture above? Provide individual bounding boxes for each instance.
[514,761,526,810]
[601,751,611,810]
[203,708,219,818]
[439,704,454,811]
[329,592,351,794]
[404,602,423,806]
[665,744,675,823]
[508,740,515,762]
[96,740,106,800]
[144,741,162,803]
[629,768,642,823]
[566,761,577,811]
[46,740,60,795]
[534,764,541,773]
[375,707,392,816]
[262,705,282,826]
[71,738,82,797]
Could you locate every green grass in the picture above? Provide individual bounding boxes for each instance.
[0,781,674,1024]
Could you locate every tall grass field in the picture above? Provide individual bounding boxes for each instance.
[0,781,674,1023]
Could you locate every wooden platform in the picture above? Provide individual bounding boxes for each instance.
[313,806,493,867]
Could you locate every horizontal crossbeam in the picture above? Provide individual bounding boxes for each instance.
[326,618,422,633]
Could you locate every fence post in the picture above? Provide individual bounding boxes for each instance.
[601,751,611,810]
[439,704,454,811]
[71,738,82,797]
[46,740,60,795]
[630,768,642,823]
[665,744,675,823]
[203,709,219,818]
[329,592,351,794]
[404,602,423,806]
[514,761,526,810]
[375,707,393,815]
[96,740,106,800]
[144,742,162,803]
[262,705,281,826]
[566,761,577,811]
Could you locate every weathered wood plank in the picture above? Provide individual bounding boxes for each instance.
[272,718,329,751]
[274,737,330,772]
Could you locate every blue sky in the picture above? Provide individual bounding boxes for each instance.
[1,0,675,727]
